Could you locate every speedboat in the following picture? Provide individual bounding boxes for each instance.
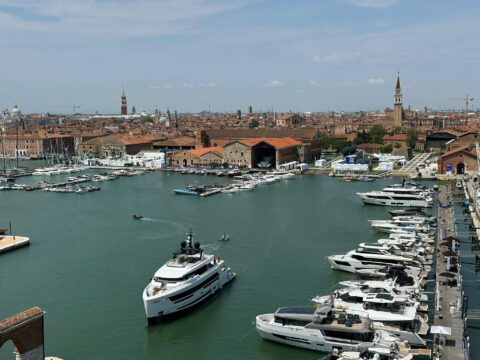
[142,230,235,324]
[219,233,230,241]
[133,215,143,220]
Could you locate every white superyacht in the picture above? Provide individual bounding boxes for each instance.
[143,231,235,324]
[256,305,427,354]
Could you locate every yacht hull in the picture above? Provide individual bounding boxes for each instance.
[357,193,432,208]
[256,314,375,353]
[143,267,235,323]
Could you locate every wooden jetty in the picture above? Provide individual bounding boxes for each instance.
[199,188,223,197]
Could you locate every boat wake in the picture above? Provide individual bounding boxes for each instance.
[201,243,220,252]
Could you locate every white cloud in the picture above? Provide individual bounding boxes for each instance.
[346,0,398,8]
[367,78,384,84]
[162,84,173,88]
[334,81,353,87]
[147,85,159,90]
[182,82,196,88]
[207,82,216,87]
[313,51,362,63]
[267,80,283,87]
[0,0,247,39]
[309,80,320,87]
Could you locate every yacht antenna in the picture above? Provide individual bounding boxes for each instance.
[186,228,194,247]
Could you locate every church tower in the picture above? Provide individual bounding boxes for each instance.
[393,74,403,128]
[121,88,127,115]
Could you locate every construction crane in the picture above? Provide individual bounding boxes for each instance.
[445,95,474,123]
[476,141,480,177]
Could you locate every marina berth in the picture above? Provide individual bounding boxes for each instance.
[328,248,424,275]
[311,290,421,326]
[357,191,433,208]
[255,305,427,355]
[388,208,430,217]
[143,231,235,324]
[333,348,414,360]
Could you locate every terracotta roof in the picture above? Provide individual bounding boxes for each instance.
[237,137,301,149]
[384,134,407,141]
[432,129,463,137]
[0,307,45,332]
[153,136,197,147]
[101,134,154,145]
[203,128,319,140]
[441,144,477,158]
[189,146,223,157]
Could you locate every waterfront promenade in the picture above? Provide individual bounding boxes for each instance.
[434,183,469,360]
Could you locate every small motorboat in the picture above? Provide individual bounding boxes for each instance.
[219,233,230,241]
[133,215,144,220]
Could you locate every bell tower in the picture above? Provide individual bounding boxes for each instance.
[393,74,403,128]
[121,88,127,115]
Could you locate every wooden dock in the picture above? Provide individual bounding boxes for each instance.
[433,183,470,360]
[199,188,223,197]
[0,235,30,254]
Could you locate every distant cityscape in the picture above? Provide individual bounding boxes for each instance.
[0,74,477,175]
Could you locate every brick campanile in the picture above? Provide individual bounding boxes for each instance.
[121,88,127,115]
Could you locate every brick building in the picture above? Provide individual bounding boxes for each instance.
[276,114,306,128]
[173,147,223,167]
[438,144,478,174]
[196,128,321,163]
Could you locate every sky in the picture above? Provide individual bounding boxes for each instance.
[0,0,479,114]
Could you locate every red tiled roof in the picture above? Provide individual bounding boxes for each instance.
[384,134,407,141]
[189,146,223,157]
[237,137,301,148]
[153,136,196,147]
[441,144,476,158]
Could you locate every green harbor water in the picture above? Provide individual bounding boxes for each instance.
[0,172,478,359]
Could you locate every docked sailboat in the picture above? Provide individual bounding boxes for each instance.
[142,231,235,324]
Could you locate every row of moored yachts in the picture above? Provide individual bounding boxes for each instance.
[32,166,89,176]
[256,185,436,359]
[222,172,295,193]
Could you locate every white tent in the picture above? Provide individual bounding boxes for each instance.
[430,326,452,335]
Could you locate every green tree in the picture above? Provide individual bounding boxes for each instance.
[354,130,371,145]
[369,124,387,144]
[222,162,229,168]
[406,128,418,148]
[142,117,154,123]
[248,119,259,129]
[380,144,393,153]
[320,137,349,152]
